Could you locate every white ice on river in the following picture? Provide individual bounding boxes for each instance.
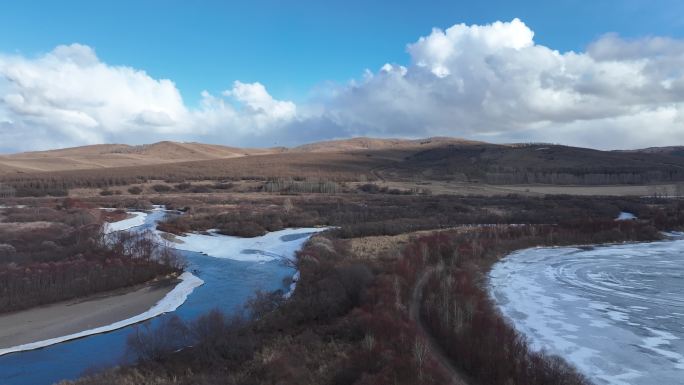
[615,212,637,221]
[164,227,328,262]
[0,211,321,356]
[103,211,148,234]
[158,226,328,298]
[489,238,684,385]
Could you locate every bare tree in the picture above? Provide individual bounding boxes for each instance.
[413,338,429,380]
[283,197,294,214]
[0,183,15,199]
[676,183,684,198]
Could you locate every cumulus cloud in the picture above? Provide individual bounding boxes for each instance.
[226,81,296,120]
[0,44,296,150]
[2,19,684,152]
[316,18,684,148]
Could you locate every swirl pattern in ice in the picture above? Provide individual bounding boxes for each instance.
[489,239,684,385]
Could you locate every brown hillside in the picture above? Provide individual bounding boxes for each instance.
[620,146,684,157]
[0,141,281,174]
[293,136,481,153]
[0,137,478,174]
[3,138,684,187]
[385,142,684,184]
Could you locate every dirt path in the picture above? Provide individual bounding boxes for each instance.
[369,166,386,182]
[410,266,469,385]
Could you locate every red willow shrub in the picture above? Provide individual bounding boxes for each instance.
[65,202,683,385]
[150,193,680,241]
[328,271,447,384]
[0,205,183,313]
[405,219,670,385]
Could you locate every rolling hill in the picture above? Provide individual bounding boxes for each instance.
[2,138,684,189]
[385,142,684,184]
[0,141,284,173]
[292,137,482,153]
[0,137,475,174]
[619,146,684,158]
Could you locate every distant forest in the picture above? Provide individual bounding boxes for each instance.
[3,143,684,197]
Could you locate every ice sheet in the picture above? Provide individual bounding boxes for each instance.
[163,227,328,262]
[103,211,148,234]
[489,240,684,385]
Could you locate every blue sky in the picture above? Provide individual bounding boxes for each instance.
[2,0,682,104]
[1,1,684,151]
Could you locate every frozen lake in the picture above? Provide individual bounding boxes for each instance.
[489,237,684,385]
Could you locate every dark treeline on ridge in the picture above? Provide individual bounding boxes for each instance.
[4,142,684,197]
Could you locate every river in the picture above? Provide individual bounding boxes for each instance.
[0,209,323,385]
[489,236,684,385]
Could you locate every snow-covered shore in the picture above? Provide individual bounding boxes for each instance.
[285,271,301,298]
[0,272,203,357]
[103,211,148,234]
[0,211,322,356]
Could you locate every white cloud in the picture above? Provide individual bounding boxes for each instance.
[0,44,188,145]
[314,18,684,149]
[407,18,535,78]
[2,20,684,152]
[0,44,296,151]
[225,81,296,120]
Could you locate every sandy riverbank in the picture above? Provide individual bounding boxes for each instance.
[0,278,180,353]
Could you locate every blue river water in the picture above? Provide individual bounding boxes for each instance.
[0,210,304,385]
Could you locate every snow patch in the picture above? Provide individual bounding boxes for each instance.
[0,272,203,357]
[103,211,148,234]
[164,227,328,262]
[641,328,684,370]
[615,212,637,221]
[285,271,301,299]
